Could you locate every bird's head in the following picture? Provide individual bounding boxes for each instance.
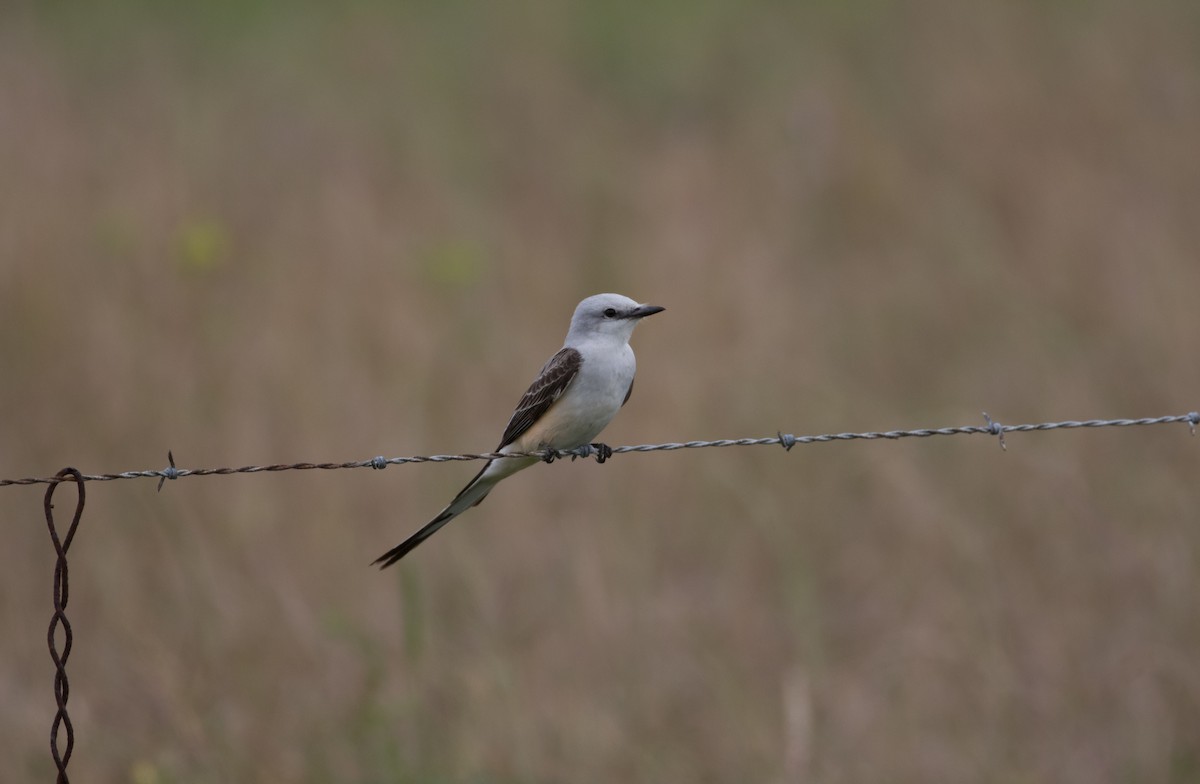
[566,293,665,345]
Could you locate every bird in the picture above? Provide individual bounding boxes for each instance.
[373,293,664,568]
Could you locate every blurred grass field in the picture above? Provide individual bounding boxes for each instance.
[3,1,1200,781]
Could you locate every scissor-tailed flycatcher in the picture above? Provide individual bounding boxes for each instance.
[373,293,664,568]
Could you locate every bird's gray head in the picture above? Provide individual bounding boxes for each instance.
[565,293,665,345]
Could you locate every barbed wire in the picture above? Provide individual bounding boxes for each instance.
[16,409,1200,781]
[3,411,1196,490]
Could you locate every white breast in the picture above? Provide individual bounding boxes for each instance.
[520,342,635,451]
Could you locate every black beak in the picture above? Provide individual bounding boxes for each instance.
[629,304,665,319]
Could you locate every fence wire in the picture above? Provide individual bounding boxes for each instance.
[44,468,85,784]
[11,408,1199,783]
[3,411,1197,489]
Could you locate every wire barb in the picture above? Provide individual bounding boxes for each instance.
[2,410,1196,488]
[157,451,179,492]
[981,412,1007,451]
[45,467,85,784]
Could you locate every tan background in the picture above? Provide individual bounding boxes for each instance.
[2,1,1199,781]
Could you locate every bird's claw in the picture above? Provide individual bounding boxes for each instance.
[541,449,557,464]
[560,443,613,463]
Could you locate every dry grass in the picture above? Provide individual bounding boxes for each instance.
[3,1,1199,781]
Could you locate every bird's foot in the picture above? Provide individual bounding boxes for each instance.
[562,443,613,463]
[541,449,557,464]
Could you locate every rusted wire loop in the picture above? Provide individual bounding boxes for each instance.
[45,467,85,784]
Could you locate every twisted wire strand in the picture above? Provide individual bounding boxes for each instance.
[3,412,1196,488]
[45,468,85,783]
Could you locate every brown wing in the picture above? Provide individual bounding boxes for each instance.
[496,347,582,449]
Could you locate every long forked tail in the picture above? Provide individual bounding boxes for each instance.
[373,462,496,569]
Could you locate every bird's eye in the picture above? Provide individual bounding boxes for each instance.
[603,308,617,318]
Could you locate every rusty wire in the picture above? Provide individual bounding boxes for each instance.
[44,467,85,784]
